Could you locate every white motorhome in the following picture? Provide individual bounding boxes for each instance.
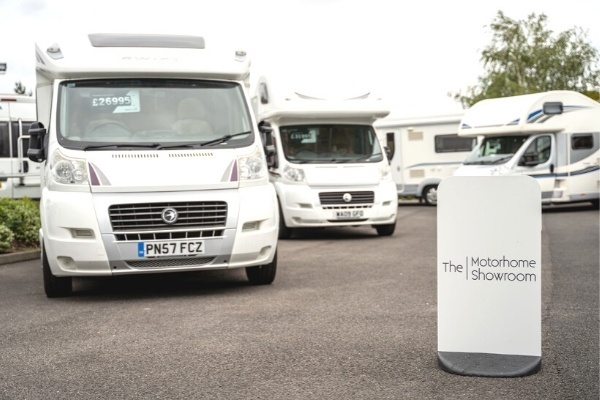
[0,95,41,198]
[454,90,599,206]
[27,33,279,297]
[375,114,477,206]
[252,77,397,238]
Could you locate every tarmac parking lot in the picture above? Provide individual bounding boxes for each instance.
[0,202,598,399]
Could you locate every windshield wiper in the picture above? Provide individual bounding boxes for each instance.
[200,131,251,147]
[155,143,199,150]
[491,155,513,164]
[464,155,513,165]
[83,143,161,150]
[351,152,382,162]
[328,158,354,163]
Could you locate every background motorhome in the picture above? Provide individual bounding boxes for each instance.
[0,95,40,199]
[454,90,600,207]
[253,76,398,238]
[375,114,478,206]
[28,33,278,297]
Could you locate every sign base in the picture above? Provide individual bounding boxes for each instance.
[438,351,541,377]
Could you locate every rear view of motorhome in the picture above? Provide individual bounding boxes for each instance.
[375,114,477,206]
[454,90,599,206]
[253,77,398,238]
[0,95,40,199]
[28,33,279,297]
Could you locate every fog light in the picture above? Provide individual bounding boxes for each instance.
[242,221,260,231]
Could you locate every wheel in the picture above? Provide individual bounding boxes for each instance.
[42,244,72,298]
[591,199,599,208]
[375,222,396,236]
[246,251,277,285]
[422,185,438,206]
[278,204,293,239]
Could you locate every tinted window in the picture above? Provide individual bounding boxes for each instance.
[0,122,8,157]
[572,134,593,150]
[435,134,476,153]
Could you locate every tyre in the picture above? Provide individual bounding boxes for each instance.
[278,204,293,239]
[246,251,277,285]
[375,222,396,236]
[42,244,72,298]
[422,185,438,206]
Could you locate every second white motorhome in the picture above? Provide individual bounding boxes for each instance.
[454,90,599,206]
[0,95,40,199]
[375,114,477,206]
[253,77,398,238]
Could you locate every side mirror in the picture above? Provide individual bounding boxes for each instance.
[384,146,392,164]
[258,121,277,168]
[519,153,539,167]
[258,120,273,135]
[27,122,47,162]
[265,144,278,169]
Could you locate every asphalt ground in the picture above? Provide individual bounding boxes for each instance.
[0,202,598,399]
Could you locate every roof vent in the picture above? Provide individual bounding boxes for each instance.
[543,101,563,115]
[47,44,64,60]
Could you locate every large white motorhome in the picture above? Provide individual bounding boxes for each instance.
[454,90,599,206]
[375,114,478,206]
[0,95,40,199]
[252,77,398,238]
[27,33,279,297]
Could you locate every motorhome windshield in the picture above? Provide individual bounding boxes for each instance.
[280,124,383,163]
[463,135,528,165]
[57,79,253,150]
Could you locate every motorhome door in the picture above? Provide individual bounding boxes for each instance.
[513,134,556,201]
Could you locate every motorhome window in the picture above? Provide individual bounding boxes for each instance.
[0,122,30,158]
[464,135,528,165]
[570,132,599,163]
[280,124,383,163]
[57,79,253,150]
[12,122,29,158]
[0,122,9,157]
[386,132,395,161]
[571,134,593,150]
[519,136,551,166]
[434,134,476,153]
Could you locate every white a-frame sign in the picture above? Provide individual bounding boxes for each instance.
[437,176,541,377]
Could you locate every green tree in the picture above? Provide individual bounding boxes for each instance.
[13,80,33,96]
[452,11,600,108]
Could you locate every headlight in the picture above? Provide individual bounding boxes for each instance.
[238,148,267,180]
[50,150,88,185]
[283,165,305,182]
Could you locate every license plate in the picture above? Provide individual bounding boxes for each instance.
[138,240,204,257]
[334,210,364,219]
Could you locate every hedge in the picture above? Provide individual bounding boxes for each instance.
[0,198,41,253]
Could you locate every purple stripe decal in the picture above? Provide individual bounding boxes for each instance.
[230,160,238,181]
[88,164,100,186]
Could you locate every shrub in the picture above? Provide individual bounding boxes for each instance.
[0,225,14,253]
[0,198,41,250]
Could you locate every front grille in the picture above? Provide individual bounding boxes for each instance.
[115,229,225,242]
[109,201,227,231]
[322,205,373,211]
[319,191,374,205]
[126,256,216,269]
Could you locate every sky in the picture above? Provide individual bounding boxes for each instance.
[1,0,599,118]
